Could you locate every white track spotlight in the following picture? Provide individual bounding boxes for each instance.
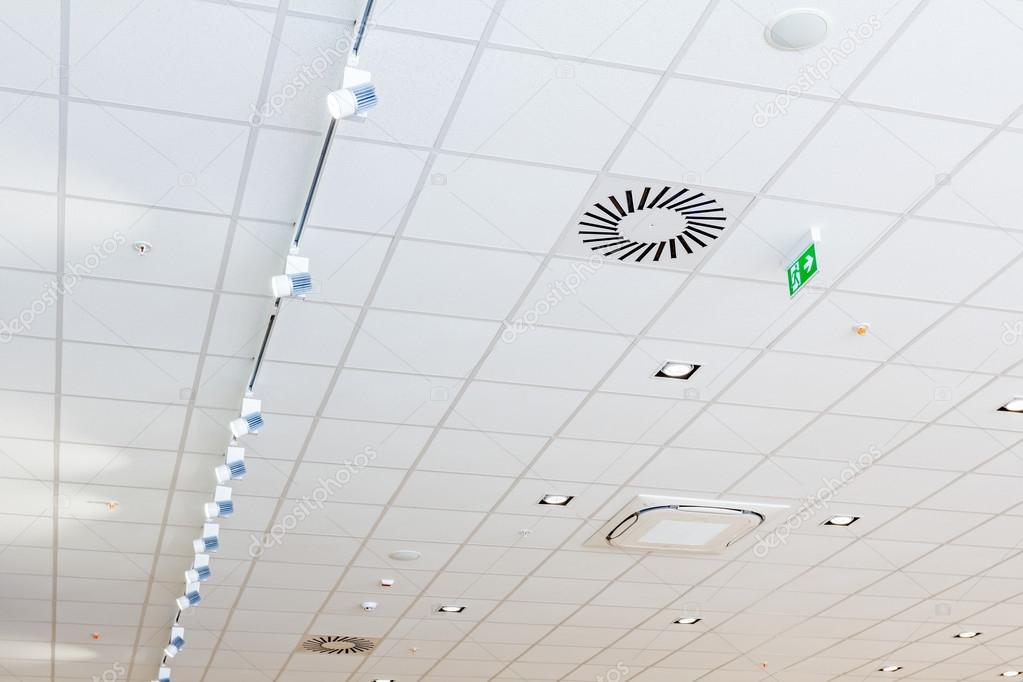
[193,523,220,553]
[327,67,378,119]
[163,627,185,658]
[203,486,234,520]
[215,446,246,483]
[185,554,211,583]
[229,398,264,438]
[153,666,170,682]
[175,582,201,611]
[270,255,313,298]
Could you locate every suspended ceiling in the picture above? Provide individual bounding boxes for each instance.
[3,0,1023,681]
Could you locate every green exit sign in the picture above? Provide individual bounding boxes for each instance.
[787,242,818,297]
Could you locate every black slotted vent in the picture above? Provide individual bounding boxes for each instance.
[578,185,727,262]
[299,635,377,655]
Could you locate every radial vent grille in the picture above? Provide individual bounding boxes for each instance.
[578,185,726,262]
[298,635,378,655]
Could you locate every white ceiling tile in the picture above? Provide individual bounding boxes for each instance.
[264,299,357,366]
[920,473,1023,515]
[633,448,761,493]
[675,404,816,453]
[60,396,186,450]
[66,102,248,213]
[530,439,655,485]
[969,257,1023,313]
[938,375,1023,434]
[418,429,544,478]
[393,470,513,512]
[721,351,877,411]
[324,369,460,426]
[406,154,595,252]
[374,506,484,544]
[776,292,949,362]
[0,395,52,457]
[779,414,919,462]
[513,257,685,335]
[479,326,630,389]
[0,4,59,93]
[247,360,334,415]
[239,128,323,223]
[374,240,539,319]
[0,436,53,482]
[615,79,830,192]
[772,107,988,212]
[840,219,1023,303]
[348,309,499,377]
[301,228,391,306]
[834,465,959,507]
[0,189,57,271]
[207,293,274,359]
[373,1,491,39]
[70,0,272,119]
[443,49,658,169]
[62,279,213,352]
[0,336,55,393]
[65,199,230,289]
[884,424,1016,472]
[649,276,818,348]
[918,130,1023,230]
[305,418,432,469]
[307,138,427,234]
[448,381,586,435]
[61,341,196,403]
[493,0,708,69]
[851,0,1023,123]
[900,306,1023,374]
[835,364,991,422]
[0,93,58,192]
[562,392,702,444]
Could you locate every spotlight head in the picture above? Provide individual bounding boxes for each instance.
[175,583,201,611]
[185,554,211,583]
[271,255,313,298]
[215,446,246,483]
[164,626,185,658]
[193,523,220,553]
[154,666,171,682]
[229,398,263,438]
[203,486,233,520]
[328,67,377,119]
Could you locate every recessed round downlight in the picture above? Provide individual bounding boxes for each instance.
[1001,398,1023,412]
[660,362,695,378]
[765,9,830,51]
[388,549,421,561]
[954,630,981,639]
[879,665,902,673]
[1002,672,1020,678]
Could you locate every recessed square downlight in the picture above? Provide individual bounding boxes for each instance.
[998,397,1023,413]
[654,361,700,380]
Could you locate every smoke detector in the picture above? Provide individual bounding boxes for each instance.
[586,495,789,555]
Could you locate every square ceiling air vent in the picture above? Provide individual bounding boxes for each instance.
[585,495,789,555]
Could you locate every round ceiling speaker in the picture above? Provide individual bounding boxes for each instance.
[765,9,830,51]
